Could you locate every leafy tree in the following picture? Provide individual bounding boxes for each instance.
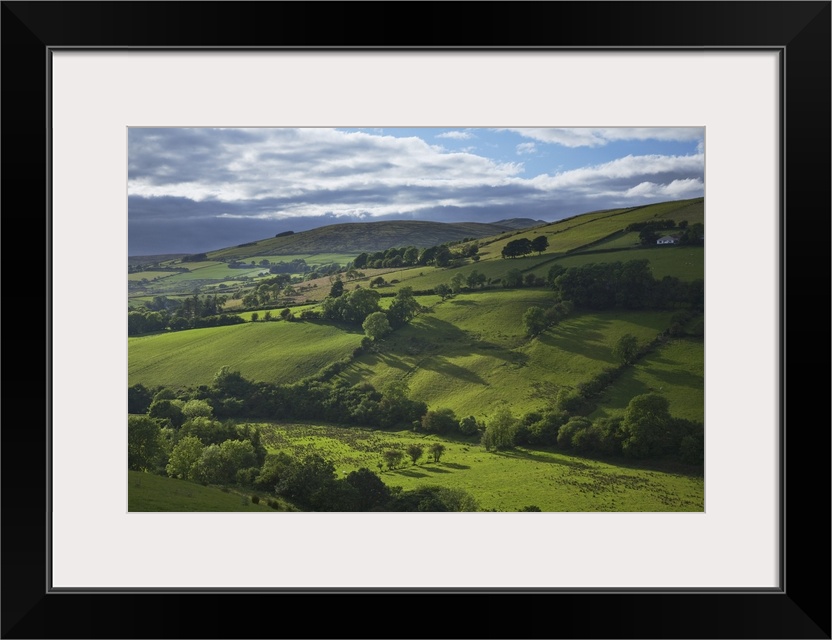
[531,235,549,254]
[503,269,524,288]
[191,439,257,485]
[555,387,591,415]
[427,443,445,463]
[344,468,392,511]
[481,406,517,451]
[369,276,386,288]
[403,247,419,265]
[501,237,533,258]
[613,334,640,365]
[182,399,213,419]
[165,435,204,479]
[620,393,672,458]
[547,263,566,287]
[389,485,478,512]
[128,383,154,414]
[519,505,542,512]
[275,453,337,507]
[387,287,421,328]
[434,283,452,300]
[639,227,659,245]
[523,306,548,337]
[179,416,236,446]
[383,449,405,470]
[556,417,592,449]
[458,415,481,436]
[353,252,369,269]
[418,246,438,266]
[148,399,185,429]
[213,366,253,398]
[128,415,165,472]
[449,272,466,293]
[362,311,392,341]
[434,245,452,267]
[466,270,486,290]
[421,408,458,434]
[329,277,345,298]
[405,443,424,465]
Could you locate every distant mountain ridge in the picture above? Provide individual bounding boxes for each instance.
[206,218,547,260]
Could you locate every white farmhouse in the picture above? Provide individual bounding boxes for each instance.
[656,235,678,245]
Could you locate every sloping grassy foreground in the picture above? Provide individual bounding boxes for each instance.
[259,422,703,512]
[128,471,274,512]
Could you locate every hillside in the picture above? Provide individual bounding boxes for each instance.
[128,197,705,512]
[206,218,545,261]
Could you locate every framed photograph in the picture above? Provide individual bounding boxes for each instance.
[4,2,829,638]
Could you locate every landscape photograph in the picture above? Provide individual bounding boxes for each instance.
[127,126,705,513]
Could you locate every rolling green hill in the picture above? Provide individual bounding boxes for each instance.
[206,218,545,261]
[128,198,705,512]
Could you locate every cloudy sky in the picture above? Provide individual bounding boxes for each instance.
[128,127,704,256]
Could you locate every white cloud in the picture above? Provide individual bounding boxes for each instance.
[516,142,537,155]
[622,177,704,199]
[531,153,704,190]
[436,130,473,140]
[504,127,704,148]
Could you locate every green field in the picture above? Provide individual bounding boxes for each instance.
[128,470,275,511]
[476,199,703,260]
[590,336,705,423]
[548,246,704,282]
[258,422,703,511]
[339,290,674,418]
[128,197,705,512]
[128,321,363,388]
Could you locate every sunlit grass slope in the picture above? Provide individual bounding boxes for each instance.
[258,423,703,512]
[590,336,705,423]
[128,470,274,512]
[338,290,674,419]
[128,321,363,388]
[476,198,703,260]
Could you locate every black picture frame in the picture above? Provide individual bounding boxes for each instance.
[3,2,829,638]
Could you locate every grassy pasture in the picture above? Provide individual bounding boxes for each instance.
[128,321,363,388]
[475,199,702,260]
[590,337,705,423]
[244,253,359,266]
[339,290,674,418]
[128,470,274,512]
[544,246,704,282]
[163,263,268,282]
[375,256,553,295]
[258,422,703,511]
[128,271,178,282]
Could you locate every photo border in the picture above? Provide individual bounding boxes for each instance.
[3,2,829,638]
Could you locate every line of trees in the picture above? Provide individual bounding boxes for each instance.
[128,293,236,335]
[501,235,549,258]
[476,395,702,465]
[130,409,479,511]
[548,259,704,311]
